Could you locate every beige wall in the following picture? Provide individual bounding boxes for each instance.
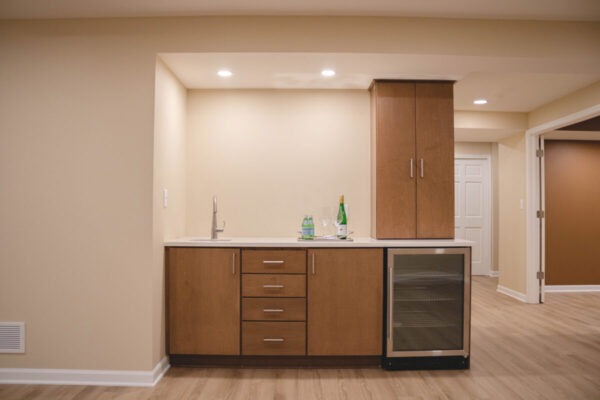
[1,16,598,371]
[529,81,600,128]
[454,142,499,271]
[186,90,370,237]
[0,22,156,370]
[491,142,499,272]
[454,111,527,142]
[152,59,187,365]
[454,142,492,155]
[497,132,527,293]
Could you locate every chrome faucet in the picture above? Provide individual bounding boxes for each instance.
[211,196,225,239]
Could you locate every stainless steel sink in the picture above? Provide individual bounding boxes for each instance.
[188,238,232,242]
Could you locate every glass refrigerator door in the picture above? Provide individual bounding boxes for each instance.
[388,248,470,357]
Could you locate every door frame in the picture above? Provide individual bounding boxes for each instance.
[455,154,492,276]
[525,104,600,303]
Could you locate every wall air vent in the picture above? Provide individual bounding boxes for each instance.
[0,322,25,353]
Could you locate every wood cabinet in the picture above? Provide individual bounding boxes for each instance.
[242,322,306,356]
[167,248,240,355]
[241,249,306,274]
[241,249,307,356]
[370,80,454,239]
[242,274,306,297]
[307,249,383,356]
[242,298,306,321]
[415,83,455,238]
[167,247,384,360]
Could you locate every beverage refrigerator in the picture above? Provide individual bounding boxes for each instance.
[383,248,471,370]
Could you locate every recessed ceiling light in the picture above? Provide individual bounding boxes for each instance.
[217,70,232,77]
[321,69,336,77]
[473,99,487,105]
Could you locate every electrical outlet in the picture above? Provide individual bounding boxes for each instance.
[163,189,168,208]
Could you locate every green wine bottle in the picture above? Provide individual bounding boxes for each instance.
[336,195,347,239]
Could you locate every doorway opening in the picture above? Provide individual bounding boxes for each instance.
[525,105,600,303]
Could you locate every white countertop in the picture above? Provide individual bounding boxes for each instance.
[164,237,472,248]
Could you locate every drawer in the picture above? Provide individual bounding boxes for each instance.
[242,274,306,297]
[242,298,306,321]
[242,322,306,356]
[242,249,306,274]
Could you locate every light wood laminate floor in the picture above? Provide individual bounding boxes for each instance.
[1,277,599,399]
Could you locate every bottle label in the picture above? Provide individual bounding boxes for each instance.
[337,224,347,236]
[302,226,314,237]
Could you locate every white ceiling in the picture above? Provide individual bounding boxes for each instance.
[454,73,599,112]
[160,52,600,112]
[1,0,599,20]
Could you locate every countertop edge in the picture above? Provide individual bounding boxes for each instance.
[163,237,473,248]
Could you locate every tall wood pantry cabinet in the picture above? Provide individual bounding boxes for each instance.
[370,80,455,239]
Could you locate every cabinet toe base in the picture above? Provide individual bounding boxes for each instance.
[169,355,382,368]
[383,356,469,370]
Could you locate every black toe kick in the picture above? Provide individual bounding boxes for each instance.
[383,356,469,371]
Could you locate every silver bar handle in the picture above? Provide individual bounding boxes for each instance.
[232,253,236,275]
[263,260,284,264]
[410,158,414,178]
[312,253,315,275]
[263,308,284,313]
[388,265,393,339]
[263,338,285,342]
[263,284,284,288]
[420,158,424,178]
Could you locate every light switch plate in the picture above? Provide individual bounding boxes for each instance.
[163,189,168,208]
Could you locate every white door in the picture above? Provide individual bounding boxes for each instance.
[455,157,492,275]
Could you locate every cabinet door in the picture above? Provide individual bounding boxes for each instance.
[371,81,417,238]
[167,248,240,355]
[416,82,455,238]
[307,249,383,355]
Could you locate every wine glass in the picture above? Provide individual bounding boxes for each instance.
[319,206,335,238]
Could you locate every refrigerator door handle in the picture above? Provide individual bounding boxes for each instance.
[388,264,393,341]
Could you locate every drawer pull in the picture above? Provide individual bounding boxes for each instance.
[263,284,284,289]
[263,308,284,313]
[263,338,285,342]
[263,260,284,264]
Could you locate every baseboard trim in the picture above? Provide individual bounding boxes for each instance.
[496,285,527,302]
[0,356,170,387]
[545,285,600,293]
[488,271,499,278]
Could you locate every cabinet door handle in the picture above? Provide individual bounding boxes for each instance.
[312,253,315,275]
[263,308,284,313]
[263,338,285,342]
[410,158,414,178]
[420,158,424,178]
[263,260,284,264]
[232,253,236,275]
[263,284,284,289]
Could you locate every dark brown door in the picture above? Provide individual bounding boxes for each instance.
[545,140,600,285]
[167,248,240,355]
[371,81,417,238]
[307,249,383,355]
[416,82,455,238]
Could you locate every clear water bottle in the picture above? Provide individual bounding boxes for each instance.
[301,215,315,240]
